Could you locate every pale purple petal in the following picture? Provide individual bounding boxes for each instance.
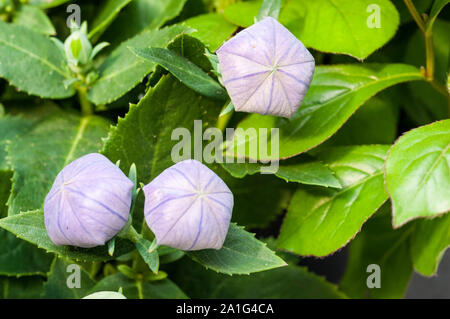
[44,153,134,248]
[217,17,315,118]
[143,159,233,251]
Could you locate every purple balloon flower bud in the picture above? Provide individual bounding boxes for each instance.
[143,160,233,251]
[217,17,315,118]
[44,153,134,248]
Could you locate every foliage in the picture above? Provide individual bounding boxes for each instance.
[0,0,448,299]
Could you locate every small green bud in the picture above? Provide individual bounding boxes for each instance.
[64,22,92,66]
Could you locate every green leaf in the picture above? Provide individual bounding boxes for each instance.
[87,24,191,105]
[43,257,96,299]
[89,273,188,299]
[257,0,281,21]
[221,154,341,188]
[280,0,400,59]
[231,64,423,161]
[101,0,188,46]
[183,13,237,51]
[224,0,261,27]
[412,213,450,276]
[130,47,227,100]
[386,119,450,227]
[323,95,399,146]
[29,0,70,9]
[278,145,389,256]
[88,0,133,43]
[427,0,450,31]
[171,257,346,298]
[0,276,44,298]
[7,111,110,215]
[0,230,53,276]
[0,21,75,98]
[225,0,400,59]
[135,237,159,274]
[12,5,56,35]
[187,223,287,275]
[340,204,414,299]
[0,210,134,261]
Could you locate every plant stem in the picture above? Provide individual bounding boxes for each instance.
[403,0,450,117]
[77,87,93,116]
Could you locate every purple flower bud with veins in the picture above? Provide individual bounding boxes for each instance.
[143,160,233,251]
[217,17,315,118]
[44,153,134,248]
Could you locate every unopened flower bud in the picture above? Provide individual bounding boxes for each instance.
[143,160,233,251]
[64,24,92,66]
[44,153,134,248]
[217,17,315,118]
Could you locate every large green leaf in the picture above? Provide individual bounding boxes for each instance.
[224,0,399,59]
[0,230,53,276]
[43,257,96,299]
[230,64,423,161]
[0,276,44,298]
[7,111,110,215]
[187,223,287,275]
[0,210,134,261]
[277,145,389,256]
[183,13,237,51]
[87,25,191,105]
[280,0,400,59]
[130,47,227,100]
[171,257,346,298]
[386,119,450,227]
[88,0,133,43]
[12,5,56,35]
[29,0,70,9]
[411,213,450,276]
[101,0,188,46]
[89,273,187,299]
[0,21,74,98]
[340,204,413,298]
[221,154,341,188]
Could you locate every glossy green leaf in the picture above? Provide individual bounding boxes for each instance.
[323,95,399,146]
[278,145,389,256]
[171,257,346,298]
[0,276,44,298]
[225,0,400,59]
[386,119,450,227]
[221,154,341,188]
[280,0,400,59]
[0,230,53,276]
[101,0,188,46]
[13,5,56,35]
[0,21,75,99]
[412,213,450,276]
[231,64,423,161]
[88,25,191,105]
[88,0,133,43]
[7,111,110,215]
[130,47,227,100]
[187,223,287,275]
[0,210,134,262]
[89,273,187,299]
[183,13,237,51]
[43,257,96,299]
[29,0,70,9]
[340,204,414,298]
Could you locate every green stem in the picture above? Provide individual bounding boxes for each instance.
[77,87,93,116]
[403,0,426,33]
